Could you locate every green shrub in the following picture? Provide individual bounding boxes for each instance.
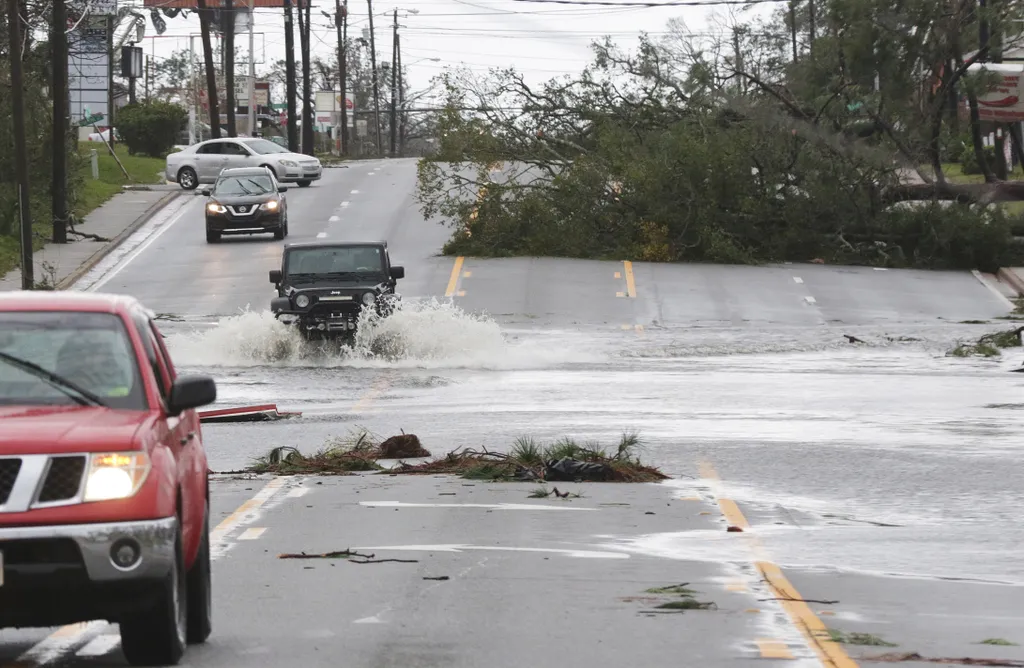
[115,102,187,158]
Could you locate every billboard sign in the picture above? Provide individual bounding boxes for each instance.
[967,63,1024,122]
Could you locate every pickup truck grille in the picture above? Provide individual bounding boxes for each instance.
[0,458,21,505]
[37,456,87,503]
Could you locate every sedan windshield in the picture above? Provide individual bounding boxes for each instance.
[0,311,147,409]
[215,175,274,196]
[242,139,291,155]
[285,247,386,277]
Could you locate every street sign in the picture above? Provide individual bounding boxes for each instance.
[78,112,104,126]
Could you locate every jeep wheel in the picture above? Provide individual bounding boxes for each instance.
[186,503,213,644]
[120,520,187,666]
[178,167,198,190]
[206,228,220,243]
[297,180,311,188]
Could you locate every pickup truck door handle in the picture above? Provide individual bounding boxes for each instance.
[180,431,196,446]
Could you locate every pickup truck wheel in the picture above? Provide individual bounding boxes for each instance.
[120,521,187,666]
[186,504,213,644]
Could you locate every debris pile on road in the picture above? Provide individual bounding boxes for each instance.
[947,326,1023,358]
[391,432,668,482]
[247,430,668,482]
[866,653,1024,666]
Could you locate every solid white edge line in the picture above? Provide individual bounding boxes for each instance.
[971,269,1016,310]
[74,633,122,657]
[83,197,193,293]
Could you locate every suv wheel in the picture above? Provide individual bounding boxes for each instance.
[120,520,187,666]
[273,225,285,240]
[186,503,213,644]
[178,167,198,190]
[206,227,220,243]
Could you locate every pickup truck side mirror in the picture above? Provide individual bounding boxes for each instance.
[269,269,282,284]
[389,265,405,280]
[167,375,217,417]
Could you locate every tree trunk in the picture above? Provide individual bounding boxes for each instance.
[196,0,220,138]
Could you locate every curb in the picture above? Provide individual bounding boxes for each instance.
[996,267,1024,297]
[57,190,183,290]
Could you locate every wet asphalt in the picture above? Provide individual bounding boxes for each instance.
[2,158,1023,667]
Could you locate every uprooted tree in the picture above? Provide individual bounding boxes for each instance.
[416,0,1024,272]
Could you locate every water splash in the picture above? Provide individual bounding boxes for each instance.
[163,298,605,370]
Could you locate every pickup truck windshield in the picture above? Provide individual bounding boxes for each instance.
[0,311,147,410]
[285,247,386,277]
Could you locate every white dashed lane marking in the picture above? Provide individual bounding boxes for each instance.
[803,296,817,304]
[238,527,267,540]
[329,215,340,222]
[792,276,803,284]
[317,232,327,238]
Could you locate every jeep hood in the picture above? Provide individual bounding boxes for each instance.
[0,405,146,455]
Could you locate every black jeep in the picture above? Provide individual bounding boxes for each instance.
[269,241,404,340]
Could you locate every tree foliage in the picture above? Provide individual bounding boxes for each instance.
[416,0,1024,271]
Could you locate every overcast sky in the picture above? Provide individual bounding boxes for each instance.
[136,0,779,103]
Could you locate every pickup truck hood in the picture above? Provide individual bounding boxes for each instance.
[0,405,145,454]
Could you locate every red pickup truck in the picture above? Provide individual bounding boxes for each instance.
[0,291,218,666]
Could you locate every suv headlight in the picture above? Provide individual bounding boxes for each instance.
[361,291,376,306]
[207,203,226,214]
[84,452,151,502]
[295,294,311,308]
[261,200,279,211]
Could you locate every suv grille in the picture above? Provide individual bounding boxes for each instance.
[37,456,86,503]
[0,459,21,505]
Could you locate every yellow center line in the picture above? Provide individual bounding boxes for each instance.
[445,256,465,297]
[623,260,637,298]
[697,459,858,668]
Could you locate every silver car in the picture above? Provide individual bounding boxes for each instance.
[165,137,323,190]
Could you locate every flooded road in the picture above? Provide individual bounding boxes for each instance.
[12,157,1018,666]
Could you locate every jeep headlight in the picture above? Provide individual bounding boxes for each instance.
[295,294,311,308]
[84,452,151,502]
[361,291,376,306]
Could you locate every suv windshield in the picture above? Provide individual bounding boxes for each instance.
[214,175,274,196]
[0,311,147,410]
[242,139,291,155]
[285,247,386,278]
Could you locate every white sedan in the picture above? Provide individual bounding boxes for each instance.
[165,137,323,190]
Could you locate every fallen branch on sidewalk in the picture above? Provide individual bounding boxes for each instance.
[947,326,1024,358]
[248,430,668,482]
[759,597,838,604]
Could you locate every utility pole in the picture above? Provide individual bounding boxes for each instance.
[224,0,237,136]
[52,0,69,244]
[197,0,220,138]
[284,0,298,151]
[247,0,257,135]
[389,9,397,157]
[297,0,313,154]
[788,0,798,62]
[367,0,382,156]
[397,32,405,156]
[8,0,33,288]
[335,0,348,156]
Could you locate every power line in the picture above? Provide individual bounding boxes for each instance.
[501,0,785,5]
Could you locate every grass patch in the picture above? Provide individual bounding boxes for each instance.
[655,599,716,610]
[947,326,1023,357]
[71,142,166,224]
[827,629,898,647]
[645,584,697,596]
[248,430,667,482]
[978,638,1018,646]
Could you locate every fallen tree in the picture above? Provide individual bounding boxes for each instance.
[415,1,1024,272]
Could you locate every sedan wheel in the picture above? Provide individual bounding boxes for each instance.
[297,180,311,188]
[178,167,198,190]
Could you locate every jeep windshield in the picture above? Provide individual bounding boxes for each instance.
[214,175,274,196]
[0,311,147,409]
[284,247,386,281]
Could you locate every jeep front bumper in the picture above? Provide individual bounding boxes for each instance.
[274,308,360,334]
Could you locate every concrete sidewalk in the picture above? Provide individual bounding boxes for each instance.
[0,187,183,291]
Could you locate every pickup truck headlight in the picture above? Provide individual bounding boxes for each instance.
[84,452,151,502]
[294,294,310,308]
